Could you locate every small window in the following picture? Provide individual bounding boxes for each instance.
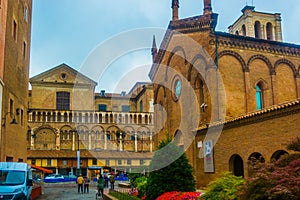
[92,159,97,165]
[106,134,111,140]
[140,159,145,165]
[118,160,122,166]
[256,84,263,110]
[31,159,36,165]
[21,109,24,125]
[24,6,28,22]
[9,99,13,114]
[23,42,26,58]
[139,101,143,112]
[47,159,52,166]
[62,160,67,166]
[105,160,110,166]
[130,135,135,141]
[127,160,131,165]
[121,105,130,112]
[13,20,17,40]
[98,104,107,111]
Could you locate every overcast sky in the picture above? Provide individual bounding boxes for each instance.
[30,0,300,93]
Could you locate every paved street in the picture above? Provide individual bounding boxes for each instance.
[36,183,109,200]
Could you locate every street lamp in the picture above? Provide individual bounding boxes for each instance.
[2,112,17,127]
[74,129,81,172]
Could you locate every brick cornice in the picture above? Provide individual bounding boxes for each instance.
[197,99,300,133]
[214,32,300,57]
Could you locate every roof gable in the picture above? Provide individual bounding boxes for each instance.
[30,63,97,87]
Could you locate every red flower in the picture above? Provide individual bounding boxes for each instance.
[156,191,201,200]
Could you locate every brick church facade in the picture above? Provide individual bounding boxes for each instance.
[149,0,300,187]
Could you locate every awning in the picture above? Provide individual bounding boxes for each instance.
[30,164,53,174]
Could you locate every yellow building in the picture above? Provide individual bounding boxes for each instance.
[27,63,154,176]
[0,0,32,162]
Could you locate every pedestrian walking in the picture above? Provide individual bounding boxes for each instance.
[97,174,105,197]
[109,173,115,190]
[83,176,90,193]
[104,174,109,188]
[77,174,84,193]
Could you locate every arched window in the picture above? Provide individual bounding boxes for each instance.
[266,22,273,40]
[254,21,261,39]
[235,30,239,35]
[242,24,246,36]
[256,84,263,110]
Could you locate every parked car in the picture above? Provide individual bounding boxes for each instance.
[44,174,64,182]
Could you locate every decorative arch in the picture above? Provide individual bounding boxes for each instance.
[219,50,247,72]
[274,58,297,76]
[154,85,166,104]
[247,54,273,74]
[33,125,57,150]
[187,53,209,81]
[229,154,244,177]
[165,46,187,81]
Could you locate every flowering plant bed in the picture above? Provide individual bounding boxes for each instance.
[156,191,201,200]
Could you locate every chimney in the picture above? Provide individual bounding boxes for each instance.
[100,90,105,97]
[203,0,212,15]
[172,0,179,21]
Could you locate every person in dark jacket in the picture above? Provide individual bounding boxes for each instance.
[97,174,105,197]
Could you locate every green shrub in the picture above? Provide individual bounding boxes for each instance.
[134,176,148,198]
[200,172,245,200]
[145,135,196,200]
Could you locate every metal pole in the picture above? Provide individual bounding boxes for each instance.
[77,131,80,170]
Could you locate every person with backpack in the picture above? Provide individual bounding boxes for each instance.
[109,173,115,190]
[97,174,105,197]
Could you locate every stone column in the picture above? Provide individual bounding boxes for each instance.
[104,132,107,150]
[30,130,35,150]
[72,131,75,151]
[88,132,92,150]
[134,132,138,152]
[56,130,60,150]
[260,24,265,40]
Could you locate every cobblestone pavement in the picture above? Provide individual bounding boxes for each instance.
[36,183,110,200]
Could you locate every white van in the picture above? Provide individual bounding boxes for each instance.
[0,162,33,200]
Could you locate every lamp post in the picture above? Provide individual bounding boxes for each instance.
[74,129,81,175]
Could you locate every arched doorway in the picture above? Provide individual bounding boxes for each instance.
[248,152,265,163]
[229,154,244,177]
[271,150,288,161]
